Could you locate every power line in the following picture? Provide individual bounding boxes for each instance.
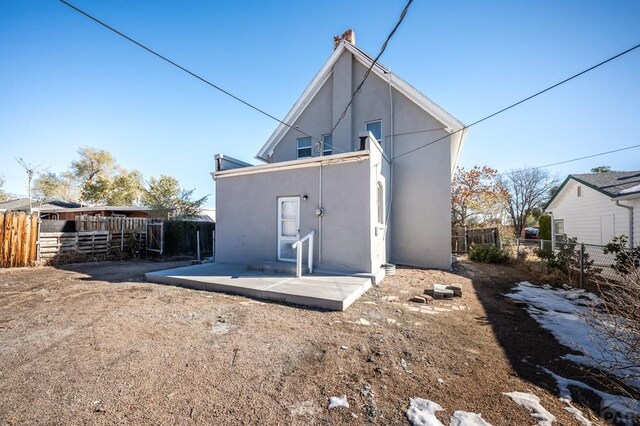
[329,0,413,138]
[394,41,640,160]
[534,143,640,169]
[59,0,319,142]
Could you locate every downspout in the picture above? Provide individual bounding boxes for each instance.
[615,200,634,248]
[318,164,323,262]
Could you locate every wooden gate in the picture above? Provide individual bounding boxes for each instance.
[0,211,39,268]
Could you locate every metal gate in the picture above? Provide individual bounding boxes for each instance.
[146,221,164,257]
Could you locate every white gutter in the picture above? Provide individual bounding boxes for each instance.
[214,151,369,179]
[615,200,634,248]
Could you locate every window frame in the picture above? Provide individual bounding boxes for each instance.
[321,134,332,156]
[577,186,582,197]
[365,119,382,144]
[553,219,565,242]
[297,137,312,159]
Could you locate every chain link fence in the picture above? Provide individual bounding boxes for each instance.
[516,238,623,287]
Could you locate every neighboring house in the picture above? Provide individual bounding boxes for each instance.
[0,198,153,220]
[545,171,640,247]
[211,31,466,278]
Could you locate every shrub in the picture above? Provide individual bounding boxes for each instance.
[538,235,600,285]
[539,214,552,240]
[604,235,640,275]
[468,245,509,264]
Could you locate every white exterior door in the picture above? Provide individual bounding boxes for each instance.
[277,197,300,262]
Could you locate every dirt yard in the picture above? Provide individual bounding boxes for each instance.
[0,259,603,425]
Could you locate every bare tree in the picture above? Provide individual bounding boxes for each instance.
[498,167,558,238]
[588,264,640,415]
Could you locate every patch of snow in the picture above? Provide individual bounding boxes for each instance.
[328,395,349,409]
[357,318,371,326]
[505,282,638,388]
[450,411,493,426]
[620,184,640,195]
[542,367,639,426]
[562,404,592,426]
[406,398,445,426]
[503,391,556,426]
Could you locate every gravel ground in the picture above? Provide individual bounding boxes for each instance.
[0,259,602,425]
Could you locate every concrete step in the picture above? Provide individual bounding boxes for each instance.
[247,261,309,275]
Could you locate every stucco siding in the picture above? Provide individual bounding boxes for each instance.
[549,180,637,246]
[215,155,382,273]
[390,131,453,269]
[270,75,334,163]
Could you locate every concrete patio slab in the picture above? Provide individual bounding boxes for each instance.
[145,262,372,311]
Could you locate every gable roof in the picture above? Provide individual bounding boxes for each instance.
[256,41,466,162]
[0,198,81,212]
[545,171,640,210]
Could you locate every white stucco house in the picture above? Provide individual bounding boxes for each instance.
[211,32,467,281]
[545,171,640,247]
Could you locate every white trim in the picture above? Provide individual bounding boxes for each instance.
[321,134,332,156]
[256,41,466,161]
[297,136,312,159]
[277,196,300,262]
[214,150,369,179]
[365,119,383,144]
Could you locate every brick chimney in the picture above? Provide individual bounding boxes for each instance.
[333,29,356,49]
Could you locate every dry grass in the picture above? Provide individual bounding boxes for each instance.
[0,260,597,425]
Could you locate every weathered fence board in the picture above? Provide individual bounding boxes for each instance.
[75,215,147,232]
[451,227,500,254]
[0,211,39,268]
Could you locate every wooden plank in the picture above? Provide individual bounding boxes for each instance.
[0,213,5,268]
[28,213,38,265]
[19,213,29,267]
[9,213,19,267]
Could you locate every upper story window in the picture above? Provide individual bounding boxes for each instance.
[365,120,382,144]
[321,134,332,156]
[577,186,582,197]
[297,137,312,158]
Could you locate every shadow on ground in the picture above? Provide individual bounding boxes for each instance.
[56,259,192,283]
[455,258,638,423]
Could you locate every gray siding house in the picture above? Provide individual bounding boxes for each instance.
[212,34,467,279]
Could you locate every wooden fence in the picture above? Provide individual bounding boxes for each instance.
[452,227,500,253]
[75,215,147,232]
[0,212,39,268]
[39,215,149,263]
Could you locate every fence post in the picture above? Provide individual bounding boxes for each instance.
[579,243,585,289]
[196,230,201,262]
[212,230,215,261]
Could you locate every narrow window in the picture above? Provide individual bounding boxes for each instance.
[365,120,382,144]
[577,186,582,197]
[553,219,565,241]
[297,137,312,158]
[321,134,332,156]
[377,182,384,224]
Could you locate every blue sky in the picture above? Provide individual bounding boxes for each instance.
[1,0,639,205]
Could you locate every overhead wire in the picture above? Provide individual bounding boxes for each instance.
[328,0,413,139]
[393,42,640,161]
[60,0,639,169]
[59,0,321,144]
